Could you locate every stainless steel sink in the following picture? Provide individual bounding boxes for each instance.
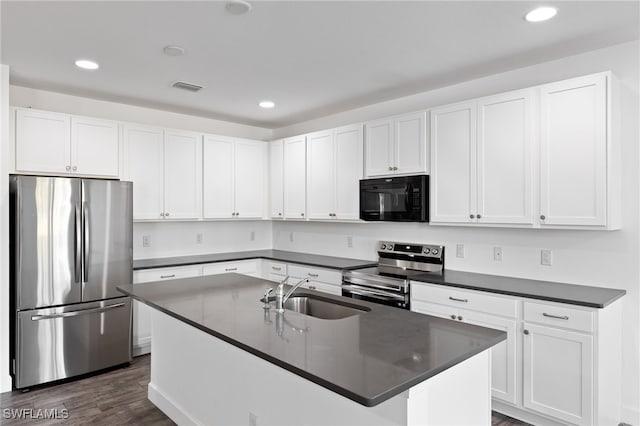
[265,295,370,319]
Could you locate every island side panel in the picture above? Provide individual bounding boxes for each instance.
[147,309,493,426]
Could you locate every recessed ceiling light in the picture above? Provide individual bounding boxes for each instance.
[259,101,275,109]
[225,0,252,15]
[75,59,99,70]
[525,6,557,22]
[163,45,185,56]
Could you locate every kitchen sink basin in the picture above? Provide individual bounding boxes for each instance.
[264,294,370,320]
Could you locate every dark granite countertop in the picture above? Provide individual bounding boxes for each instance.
[411,270,625,308]
[133,250,377,271]
[118,274,505,407]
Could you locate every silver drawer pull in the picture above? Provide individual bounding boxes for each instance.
[225,267,238,272]
[271,266,282,271]
[160,274,176,279]
[308,285,316,290]
[542,312,569,320]
[31,303,125,321]
[449,296,468,303]
[307,273,319,277]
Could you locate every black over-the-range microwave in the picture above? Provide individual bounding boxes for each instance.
[359,175,429,222]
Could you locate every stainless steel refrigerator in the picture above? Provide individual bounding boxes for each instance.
[10,175,133,389]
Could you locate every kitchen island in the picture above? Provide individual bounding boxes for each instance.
[118,274,505,426]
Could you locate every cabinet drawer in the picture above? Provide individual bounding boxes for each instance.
[524,301,594,333]
[411,283,518,318]
[288,264,342,285]
[134,265,202,284]
[303,281,342,296]
[202,260,258,276]
[264,261,287,275]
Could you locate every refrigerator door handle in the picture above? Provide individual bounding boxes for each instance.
[74,203,82,284]
[30,303,126,321]
[82,202,89,284]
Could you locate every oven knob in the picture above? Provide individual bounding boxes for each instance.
[380,244,386,250]
[431,249,439,255]
[423,248,431,254]
[387,245,394,250]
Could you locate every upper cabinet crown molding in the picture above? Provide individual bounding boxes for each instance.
[14,107,119,178]
[364,110,427,178]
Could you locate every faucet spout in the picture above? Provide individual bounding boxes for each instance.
[275,277,309,313]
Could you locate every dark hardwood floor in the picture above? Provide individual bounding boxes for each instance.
[1,355,529,425]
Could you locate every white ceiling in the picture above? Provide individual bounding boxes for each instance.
[2,1,638,128]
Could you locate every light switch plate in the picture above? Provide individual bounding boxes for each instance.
[456,244,465,258]
[493,247,503,262]
[541,249,552,266]
[142,235,151,248]
[196,233,203,244]
[347,236,353,248]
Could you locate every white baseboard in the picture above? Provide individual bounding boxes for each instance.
[622,405,640,426]
[0,373,12,393]
[133,342,151,357]
[148,382,200,426]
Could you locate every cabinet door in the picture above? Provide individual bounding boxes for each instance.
[306,130,335,220]
[462,310,518,405]
[395,111,427,174]
[430,102,477,223]
[203,135,234,219]
[334,124,363,220]
[283,136,307,219]
[539,74,607,226]
[477,90,533,224]
[234,139,265,219]
[123,125,164,220]
[71,116,119,177]
[201,260,258,276]
[523,323,593,425]
[270,140,284,218]
[164,130,202,219]
[15,109,70,174]
[364,119,394,177]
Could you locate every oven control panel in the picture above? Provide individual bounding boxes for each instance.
[377,241,444,259]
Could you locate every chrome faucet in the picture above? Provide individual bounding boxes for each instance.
[275,275,309,313]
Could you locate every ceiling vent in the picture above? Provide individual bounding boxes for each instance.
[172,81,204,92]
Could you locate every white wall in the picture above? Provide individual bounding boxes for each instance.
[133,221,272,260]
[10,85,272,141]
[272,40,640,424]
[0,65,11,392]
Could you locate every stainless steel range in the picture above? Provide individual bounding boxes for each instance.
[342,241,444,310]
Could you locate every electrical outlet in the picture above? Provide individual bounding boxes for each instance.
[196,233,203,244]
[541,249,552,266]
[142,235,151,248]
[249,412,257,426]
[456,244,465,258]
[347,236,353,248]
[250,231,255,241]
[289,232,294,242]
[493,247,503,262]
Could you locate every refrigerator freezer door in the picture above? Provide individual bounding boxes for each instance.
[12,175,82,310]
[15,297,132,389]
[81,179,133,302]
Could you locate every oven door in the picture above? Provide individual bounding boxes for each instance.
[342,283,409,309]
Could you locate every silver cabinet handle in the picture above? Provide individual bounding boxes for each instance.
[540,215,546,220]
[476,214,482,219]
[457,315,463,321]
[272,266,282,271]
[31,303,125,321]
[393,166,398,170]
[72,166,77,172]
[450,314,456,320]
[165,212,170,217]
[469,214,475,219]
[308,285,316,290]
[278,212,282,216]
[301,213,305,217]
[160,274,176,279]
[65,165,71,171]
[225,267,238,272]
[542,312,569,320]
[449,296,468,303]
[307,273,319,277]
[523,329,530,335]
[388,166,393,171]
[160,212,165,217]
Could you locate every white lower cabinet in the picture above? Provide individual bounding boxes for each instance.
[201,260,260,278]
[287,264,343,296]
[411,282,622,426]
[133,265,202,356]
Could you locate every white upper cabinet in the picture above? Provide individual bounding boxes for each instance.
[164,129,202,219]
[430,89,533,225]
[365,111,427,177]
[124,125,202,220]
[124,124,164,220]
[269,140,284,218]
[334,124,364,220]
[283,135,307,219]
[203,136,265,219]
[306,130,335,220]
[539,73,613,228]
[15,108,119,177]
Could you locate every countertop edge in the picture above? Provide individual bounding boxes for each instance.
[118,286,506,407]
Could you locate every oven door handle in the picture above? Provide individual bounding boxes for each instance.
[342,284,406,301]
